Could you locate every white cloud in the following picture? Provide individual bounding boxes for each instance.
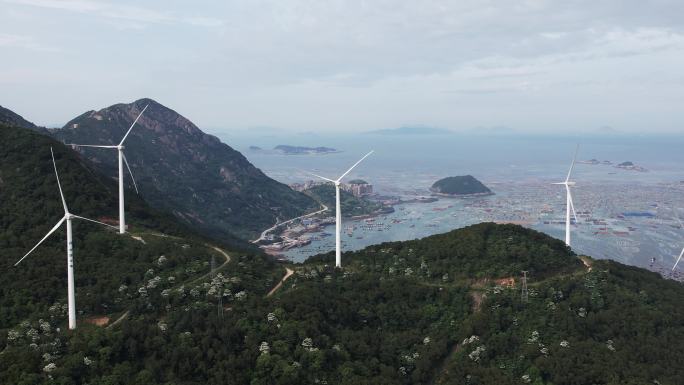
[3,0,224,27]
[0,32,60,51]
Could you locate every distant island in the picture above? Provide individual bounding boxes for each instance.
[616,161,648,172]
[430,175,493,196]
[274,145,339,155]
[366,126,452,135]
[578,158,612,165]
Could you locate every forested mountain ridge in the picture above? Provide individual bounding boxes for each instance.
[49,98,318,240]
[2,211,683,384]
[0,125,259,328]
[308,223,583,279]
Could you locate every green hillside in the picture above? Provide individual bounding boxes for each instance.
[0,125,262,329]
[2,215,682,384]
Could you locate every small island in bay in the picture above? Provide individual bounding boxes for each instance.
[430,175,493,197]
[274,145,339,155]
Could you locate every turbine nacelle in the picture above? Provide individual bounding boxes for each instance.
[64,105,148,234]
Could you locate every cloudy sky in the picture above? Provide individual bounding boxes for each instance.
[1,0,683,134]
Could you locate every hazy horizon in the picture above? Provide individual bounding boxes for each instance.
[1,0,683,134]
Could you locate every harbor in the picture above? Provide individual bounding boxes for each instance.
[256,179,684,281]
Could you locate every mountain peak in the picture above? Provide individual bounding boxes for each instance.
[51,99,317,239]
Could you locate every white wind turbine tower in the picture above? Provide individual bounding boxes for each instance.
[14,148,117,330]
[68,105,148,234]
[553,145,579,247]
[309,151,374,268]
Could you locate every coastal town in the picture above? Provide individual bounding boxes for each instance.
[255,177,684,282]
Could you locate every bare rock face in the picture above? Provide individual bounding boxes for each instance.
[50,98,316,239]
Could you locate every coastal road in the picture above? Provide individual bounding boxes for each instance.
[252,203,329,244]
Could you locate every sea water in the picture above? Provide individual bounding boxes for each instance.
[217,131,684,270]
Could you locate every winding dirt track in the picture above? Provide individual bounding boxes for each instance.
[266,268,294,297]
[106,235,231,329]
[106,310,129,329]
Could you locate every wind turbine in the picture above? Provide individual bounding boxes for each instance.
[309,151,374,268]
[14,148,117,330]
[553,145,579,247]
[68,105,148,234]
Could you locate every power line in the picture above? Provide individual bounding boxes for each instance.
[521,270,529,303]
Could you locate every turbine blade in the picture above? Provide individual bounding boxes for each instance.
[72,215,119,231]
[565,144,579,183]
[15,216,66,266]
[673,247,684,271]
[50,148,69,214]
[308,172,336,183]
[337,150,374,182]
[567,185,578,223]
[67,144,118,148]
[119,104,149,146]
[122,152,139,194]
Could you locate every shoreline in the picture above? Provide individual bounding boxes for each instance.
[430,191,495,198]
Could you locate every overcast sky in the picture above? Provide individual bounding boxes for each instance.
[1,0,683,134]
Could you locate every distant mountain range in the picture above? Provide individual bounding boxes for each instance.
[366,126,453,135]
[46,99,318,240]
